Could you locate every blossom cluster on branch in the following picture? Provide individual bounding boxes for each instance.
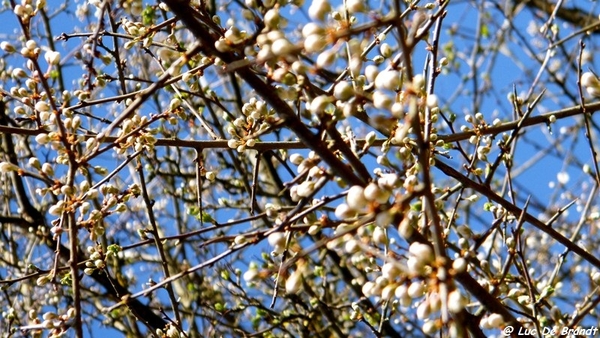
[1,0,600,337]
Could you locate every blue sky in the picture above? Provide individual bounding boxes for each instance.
[1,0,600,336]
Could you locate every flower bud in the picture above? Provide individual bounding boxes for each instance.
[304,34,327,53]
[48,201,64,215]
[333,81,354,100]
[41,163,54,176]
[12,68,28,78]
[13,5,25,17]
[243,266,259,283]
[416,301,430,320]
[36,275,51,286]
[346,0,365,13]
[285,269,303,294]
[35,101,50,112]
[381,284,396,300]
[484,313,504,328]
[268,232,286,248]
[373,90,392,110]
[26,40,37,51]
[582,72,600,90]
[234,235,247,245]
[372,226,388,246]
[335,203,355,219]
[205,171,216,181]
[452,257,468,273]
[0,161,19,173]
[272,38,295,56]
[308,0,331,21]
[289,153,304,165]
[1,41,15,53]
[447,289,467,313]
[422,321,438,335]
[316,49,335,68]
[426,94,438,108]
[407,281,424,298]
[346,185,367,210]
[412,74,425,91]
[296,180,315,197]
[44,50,61,65]
[227,139,239,148]
[365,65,379,83]
[302,23,324,38]
[409,242,434,264]
[309,95,333,113]
[381,262,402,280]
[374,70,400,91]
[380,43,393,58]
[361,281,376,296]
[264,8,280,29]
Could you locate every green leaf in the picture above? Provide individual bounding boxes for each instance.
[187,206,200,216]
[142,5,155,26]
[60,272,72,285]
[201,211,214,223]
[481,24,489,39]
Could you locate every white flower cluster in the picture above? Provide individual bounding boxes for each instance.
[37,308,76,333]
[121,17,145,36]
[155,323,184,338]
[334,179,396,220]
[113,114,157,153]
[302,23,327,54]
[215,26,250,53]
[227,98,272,152]
[357,240,470,335]
[121,17,155,48]
[254,30,297,62]
[13,0,44,22]
[83,245,106,275]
